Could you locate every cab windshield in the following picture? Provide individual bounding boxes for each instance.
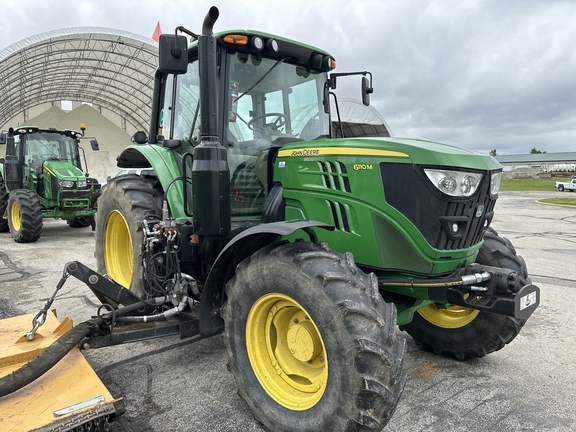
[19,131,81,172]
[226,53,330,217]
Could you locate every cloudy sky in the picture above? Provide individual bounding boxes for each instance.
[1,0,574,155]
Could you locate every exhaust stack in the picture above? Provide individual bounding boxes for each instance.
[192,6,231,263]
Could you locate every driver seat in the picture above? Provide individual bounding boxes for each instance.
[229,137,302,217]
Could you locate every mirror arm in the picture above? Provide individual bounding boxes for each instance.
[176,26,198,41]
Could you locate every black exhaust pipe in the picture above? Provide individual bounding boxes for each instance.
[4,128,21,190]
[202,5,219,36]
[192,6,231,264]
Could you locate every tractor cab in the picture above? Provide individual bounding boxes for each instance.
[151,31,337,219]
[224,53,331,216]
[12,128,85,193]
[14,129,84,189]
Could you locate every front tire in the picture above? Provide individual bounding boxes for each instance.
[67,216,93,228]
[401,227,528,360]
[94,174,162,297]
[7,189,43,243]
[222,242,406,432]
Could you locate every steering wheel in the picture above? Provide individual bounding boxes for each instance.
[248,113,287,132]
[40,154,59,160]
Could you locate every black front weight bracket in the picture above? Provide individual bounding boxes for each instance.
[429,283,540,320]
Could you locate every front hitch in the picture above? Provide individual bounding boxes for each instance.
[428,264,540,319]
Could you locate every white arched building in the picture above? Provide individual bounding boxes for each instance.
[0,27,159,134]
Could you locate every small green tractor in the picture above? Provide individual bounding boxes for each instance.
[0,125,101,242]
[0,7,540,432]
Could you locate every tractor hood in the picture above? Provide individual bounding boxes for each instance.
[42,160,85,181]
[279,137,501,171]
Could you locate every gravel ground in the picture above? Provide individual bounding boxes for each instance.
[0,190,574,431]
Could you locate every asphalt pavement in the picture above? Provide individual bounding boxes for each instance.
[0,190,574,432]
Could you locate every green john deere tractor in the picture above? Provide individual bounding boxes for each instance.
[0,126,101,242]
[85,8,539,430]
[1,7,539,432]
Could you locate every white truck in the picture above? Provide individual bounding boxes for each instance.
[555,178,576,191]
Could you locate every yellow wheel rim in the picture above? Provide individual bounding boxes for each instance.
[104,210,133,288]
[418,298,480,329]
[10,201,21,231]
[246,293,328,410]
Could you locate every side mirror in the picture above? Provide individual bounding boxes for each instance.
[0,132,6,145]
[159,34,188,75]
[90,139,100,151]
[323,84,330,114]
[0,158,5,164]
[361,76,373,106]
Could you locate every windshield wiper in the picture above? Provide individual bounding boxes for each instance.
[235,57,287,103]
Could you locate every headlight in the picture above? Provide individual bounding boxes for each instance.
[78,180,87,188]
[59,180,74,188]
[490,172,502,196]
[424,169,483,197]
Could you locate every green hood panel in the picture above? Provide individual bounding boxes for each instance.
[278,137,501,171]
[43,161,85,179]
[275,135,499,274]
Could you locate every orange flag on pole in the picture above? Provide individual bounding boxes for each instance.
[152,21,162,42]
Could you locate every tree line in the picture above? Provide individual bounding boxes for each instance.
[489,148,546,156]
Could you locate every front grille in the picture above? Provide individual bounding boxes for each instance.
[60,191,90,199]
[380,163,497,250]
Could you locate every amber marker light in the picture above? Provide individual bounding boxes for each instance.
[223,34,249,45]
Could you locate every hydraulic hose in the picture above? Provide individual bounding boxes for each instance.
[0,318,105,398]
[115,296,188,323]
[378,271,491,288]
[0,298,171,397]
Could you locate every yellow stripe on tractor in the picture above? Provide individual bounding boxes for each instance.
[277,147,410,158]
[0,311,123,432]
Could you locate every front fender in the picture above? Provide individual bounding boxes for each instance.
[116,144,188,220]
[199,220,333,335]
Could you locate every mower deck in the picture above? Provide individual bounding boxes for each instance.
[0,311,123,432]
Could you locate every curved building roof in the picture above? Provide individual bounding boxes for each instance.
[0,27,158,131]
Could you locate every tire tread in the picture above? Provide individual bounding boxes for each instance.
[222,242,406,432]
[8,189,43,243]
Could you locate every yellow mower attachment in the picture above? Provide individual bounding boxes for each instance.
[0,310,123,432]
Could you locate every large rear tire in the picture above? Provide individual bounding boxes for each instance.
[401,227,528,360]
[222,242,406,432]
[0,173,8,232]
[94,175,162,297]
[7,189,43,243]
